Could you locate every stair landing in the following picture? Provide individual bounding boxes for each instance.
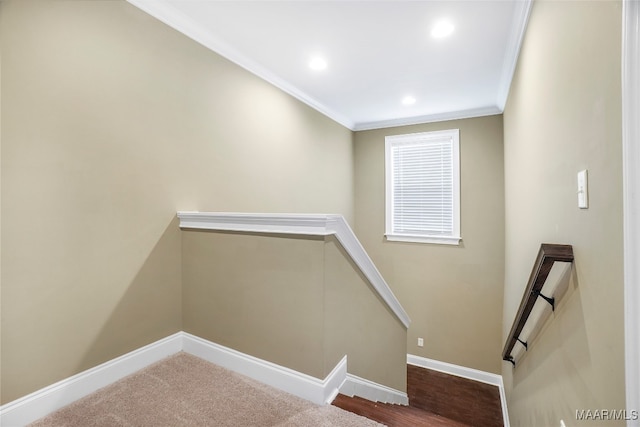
[332,364,503,427]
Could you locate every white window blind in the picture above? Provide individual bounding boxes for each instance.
[385,129,460,245]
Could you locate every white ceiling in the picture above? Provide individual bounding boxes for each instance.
[127,0,532,131]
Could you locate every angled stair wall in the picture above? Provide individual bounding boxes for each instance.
[179,212,409,396]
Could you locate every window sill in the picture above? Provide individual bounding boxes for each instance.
[385,234,462,246]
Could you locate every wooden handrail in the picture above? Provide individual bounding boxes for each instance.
[502,243,574,366]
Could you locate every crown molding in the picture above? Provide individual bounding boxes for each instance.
[126,0,355,130]
[177,212,411,328]
[126,0,529,132]
[496,0,533,111]
[353,106,502,131]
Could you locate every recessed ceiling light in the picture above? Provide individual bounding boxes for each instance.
[431,20,454,39]
[309,57,327,71]
[402,96,416,106]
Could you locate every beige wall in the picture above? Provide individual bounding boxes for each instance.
[323,236,407,391]
[353,115,505,374]
[0,0,353,404]
[182,231,407,391]
[502,1,625,425]
[182,231,327,378]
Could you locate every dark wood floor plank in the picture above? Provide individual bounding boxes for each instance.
[407,364,503,427]
[332,364,503,427]
[333,394,469,427]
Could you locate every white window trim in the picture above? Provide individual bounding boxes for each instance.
[385,129,461,246]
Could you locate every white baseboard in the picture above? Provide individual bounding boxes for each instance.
[407,354,510,427]
[0,332,183,427]
[0,341,514,427]
[339,373,408,406]
[0,331,388,426]
[181,332,346,405]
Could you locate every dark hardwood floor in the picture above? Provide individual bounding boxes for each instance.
[332,364,503,427]
[333,394,469,427]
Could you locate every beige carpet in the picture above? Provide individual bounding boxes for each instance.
[29,352,383,427]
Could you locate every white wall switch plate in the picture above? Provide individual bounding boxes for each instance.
[577,169,589,209]
[417,338,424,347]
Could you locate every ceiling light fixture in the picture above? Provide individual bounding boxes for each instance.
[402,96,416,106]
[431,20,454,39]
[309,57,327,71]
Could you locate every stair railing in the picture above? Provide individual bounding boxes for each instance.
[502,243,574,367]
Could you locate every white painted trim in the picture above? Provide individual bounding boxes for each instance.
[125,0,528,132]
[497,376,510,427]
[496,0,533,111]
[407,354,502,386]
[0,332,354,425]
[177,212,411,328]
[323,356,348,405]
[177,212,337,236]
[0,333,183,427]
[622,0,640,424]
[328,216,411,329]
[339,374,408,406]
[125,0,526,132]
[384,129,461,247]
[407,354,510,427]
[181,332,346,406]
[125,0,354,130]
[385,234,461,246]
[353,106,501,131]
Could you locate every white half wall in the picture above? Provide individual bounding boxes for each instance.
[177,211,411,328]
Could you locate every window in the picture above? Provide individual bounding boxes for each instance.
[385,129,461,245]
